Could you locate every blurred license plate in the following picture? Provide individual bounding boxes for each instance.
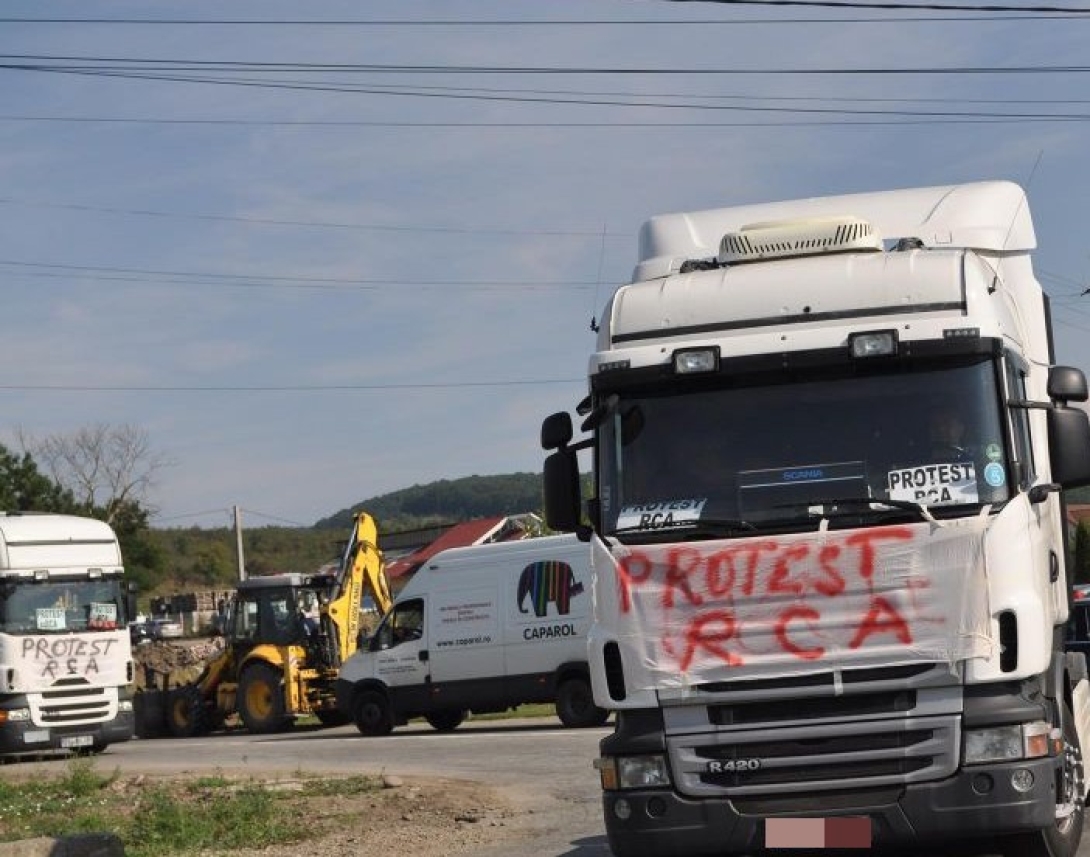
[60,735,94,749]
[765,817,871,849]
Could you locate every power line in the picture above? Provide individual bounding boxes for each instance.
[2,114,1088,128]
[664,0,1090,10]
[0,379,584,392]
[1,13,1085,24]
[152,508,232,524]
[0,260,602,292]
[5,70,1090,123]
[239,508,310,527]
[5,54,1090,75]
[0,197,617,238]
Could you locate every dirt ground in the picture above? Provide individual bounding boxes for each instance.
[128,641,534,856]
[184,773,533,857]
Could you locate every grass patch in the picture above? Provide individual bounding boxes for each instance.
[0,758,382,856]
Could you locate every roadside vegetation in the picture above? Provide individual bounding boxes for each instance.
[0,757,382,856]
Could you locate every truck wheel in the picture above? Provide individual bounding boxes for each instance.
[353,689,394,737]
[556,677,610,728]
[425,709,466,732]
[1002,702,1085,857]
[166,685,210,737]
[238,663,291,734]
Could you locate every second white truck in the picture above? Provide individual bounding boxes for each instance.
[336,534,608,733]
[0,512,136,756]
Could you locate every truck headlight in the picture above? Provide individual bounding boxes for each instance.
[595,755,671,790]
[964,721,1052,764]
[0,708,31,724]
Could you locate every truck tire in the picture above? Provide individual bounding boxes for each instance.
[556,676,610,728]
[238,663,291,734]
[1001,702,1085,857]
[425,709,466,732]
[166,685,211,738]
[353,689,394,737]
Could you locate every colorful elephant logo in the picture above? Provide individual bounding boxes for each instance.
[517,560,584,617]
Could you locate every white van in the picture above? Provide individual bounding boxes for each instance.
[334,534,608,734]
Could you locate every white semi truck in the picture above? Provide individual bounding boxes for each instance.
[541,181,1090,856]
[0,512,136,755]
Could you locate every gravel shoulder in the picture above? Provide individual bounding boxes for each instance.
[121,640,569,856]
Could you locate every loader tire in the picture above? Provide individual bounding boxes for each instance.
[353,689,394,737]
[166,685,211,738]
[238,663,291,734]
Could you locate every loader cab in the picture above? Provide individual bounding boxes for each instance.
[230,574,322,650]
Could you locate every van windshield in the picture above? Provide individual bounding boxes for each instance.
[597,356,1011,538]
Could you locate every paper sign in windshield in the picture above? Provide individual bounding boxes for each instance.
[617,499,707,531]
[887,463,978,506]
[88,602,118,630]
[36,608,66,631]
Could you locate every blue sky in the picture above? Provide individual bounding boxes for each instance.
[1,1,1088,528]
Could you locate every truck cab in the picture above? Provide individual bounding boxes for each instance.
[543,182,1090,857]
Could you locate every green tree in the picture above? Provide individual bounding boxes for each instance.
[0,443,75,512]
[103,498,165,594]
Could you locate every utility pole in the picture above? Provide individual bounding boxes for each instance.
[234,505,246,581]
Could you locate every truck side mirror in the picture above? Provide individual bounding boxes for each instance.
[1048,406,1090,488]
[544,448,582,533]
[541,411,573,450]
[1049,365,1089,403]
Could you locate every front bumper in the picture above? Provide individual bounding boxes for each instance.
[602,755,1059,857]
[0,709,135,756]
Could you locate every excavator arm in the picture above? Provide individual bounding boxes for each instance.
[325,511,390,666]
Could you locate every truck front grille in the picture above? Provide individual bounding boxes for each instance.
[671,714,958,797]
[33,677,117,726]
[663,663,962,798]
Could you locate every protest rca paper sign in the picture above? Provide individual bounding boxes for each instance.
[591,518,992,690]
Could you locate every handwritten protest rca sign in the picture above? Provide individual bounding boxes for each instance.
[591,520,992,690]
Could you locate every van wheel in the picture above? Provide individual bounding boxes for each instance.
[1000,702,1084,857]
[238,663,291,734]
[354,690,394,737]
[556,677,610,728]
[425,709,466,732]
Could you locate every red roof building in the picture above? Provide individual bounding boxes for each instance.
[385,514,541,582]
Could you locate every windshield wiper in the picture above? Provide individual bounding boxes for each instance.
[801,497,936,523]
[613,517,758,538]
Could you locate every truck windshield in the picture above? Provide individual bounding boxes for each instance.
[0,578,129,634]
[597,357,1011,537]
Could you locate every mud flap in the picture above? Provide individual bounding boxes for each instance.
[1066,651,1090,799]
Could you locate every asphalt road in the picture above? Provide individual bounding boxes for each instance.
[6,716,1090,857]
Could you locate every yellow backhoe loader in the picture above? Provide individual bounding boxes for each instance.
[138,511,391,736]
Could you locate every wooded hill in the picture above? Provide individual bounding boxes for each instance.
[143,476,1090,600]
[144,473,545,599]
